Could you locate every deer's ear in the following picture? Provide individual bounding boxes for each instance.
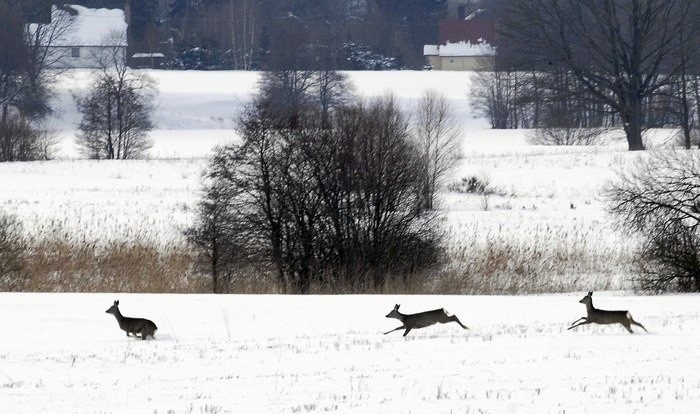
[394,304,400,310]
[588,291,593,297]
[115,300,119,305]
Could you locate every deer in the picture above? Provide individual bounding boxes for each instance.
[105,300,158,340]
[384,304,468,337]
[568,291,647,334]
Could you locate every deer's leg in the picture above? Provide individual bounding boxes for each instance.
[448,315,469,329]
[570,317,587,325]
[567,319,590,330]
[384,326,406,335]
[402,327,412,337]
[630,317,647,332]
[621,321,633,334]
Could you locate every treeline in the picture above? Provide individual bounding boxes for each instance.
[0,0,66,161]
[473,0,700,151]
[70,0,452,70]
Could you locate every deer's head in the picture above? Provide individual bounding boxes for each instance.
[386,304,401,319]
[579,291,593,305]
[105,300,120,315]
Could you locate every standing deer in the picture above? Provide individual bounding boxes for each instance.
[568,291,647,334]
[384,304,468,336]
[105,300,158,340]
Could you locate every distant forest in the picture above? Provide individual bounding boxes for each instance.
[63,0,471,70]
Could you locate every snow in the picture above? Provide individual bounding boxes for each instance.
[427,40,497,57]
[0,292,698,413]
[0,67,696,413]
[424,44,440,56]
[132,53,165,59]
[62,4,127,46]
[29,5,127,47]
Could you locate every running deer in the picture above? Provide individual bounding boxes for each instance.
[568,291,647,334]
[384,304,468,336]
[105,300,158,340]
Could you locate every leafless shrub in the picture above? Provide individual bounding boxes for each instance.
[448,175,500,195]
[0,113,58,161]
[528,127,606,146]
[607,150,700,292]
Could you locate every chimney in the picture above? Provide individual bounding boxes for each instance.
[123,1,131,26]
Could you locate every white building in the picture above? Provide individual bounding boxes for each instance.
[28,5,128,69]
[423,40,495,71]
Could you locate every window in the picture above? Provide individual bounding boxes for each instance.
[71,48,80,58]
[449,58,454,64]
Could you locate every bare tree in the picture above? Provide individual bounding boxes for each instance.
[314,70,353,127]
[22,3,75,119]
[470,69,530,129]
[607,151,700,291]
[76,32,156,160]
[256,69,352,129]
[501,0,699,151]
[256,69,317,128]
[0,0,27,131]
[0,2,67,162]
[185,152,245,293]
[225,0,259,70]
[189,93,441,293]
[415,90,462,210]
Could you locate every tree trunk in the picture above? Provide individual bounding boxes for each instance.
[622,97,646,151]
[0,104,8,161]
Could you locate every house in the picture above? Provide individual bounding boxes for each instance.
[423,15,496,71]
[28,4,128,69]
[424,40,495,71]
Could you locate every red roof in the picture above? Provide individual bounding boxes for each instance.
[439,20,496,45]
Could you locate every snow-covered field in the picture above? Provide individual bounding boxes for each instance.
[0,71,696,412]
[1,292,698,413]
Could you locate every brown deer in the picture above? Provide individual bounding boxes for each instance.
[568,291,647,334]
[384,304,468,336]
[105,300,158,340]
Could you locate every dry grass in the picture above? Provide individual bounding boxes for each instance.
[432,238,637,295]
[1,226,640,294]
[20,239,208,293]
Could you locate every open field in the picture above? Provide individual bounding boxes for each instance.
[0,70,696,413]
[0,292,697,413]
